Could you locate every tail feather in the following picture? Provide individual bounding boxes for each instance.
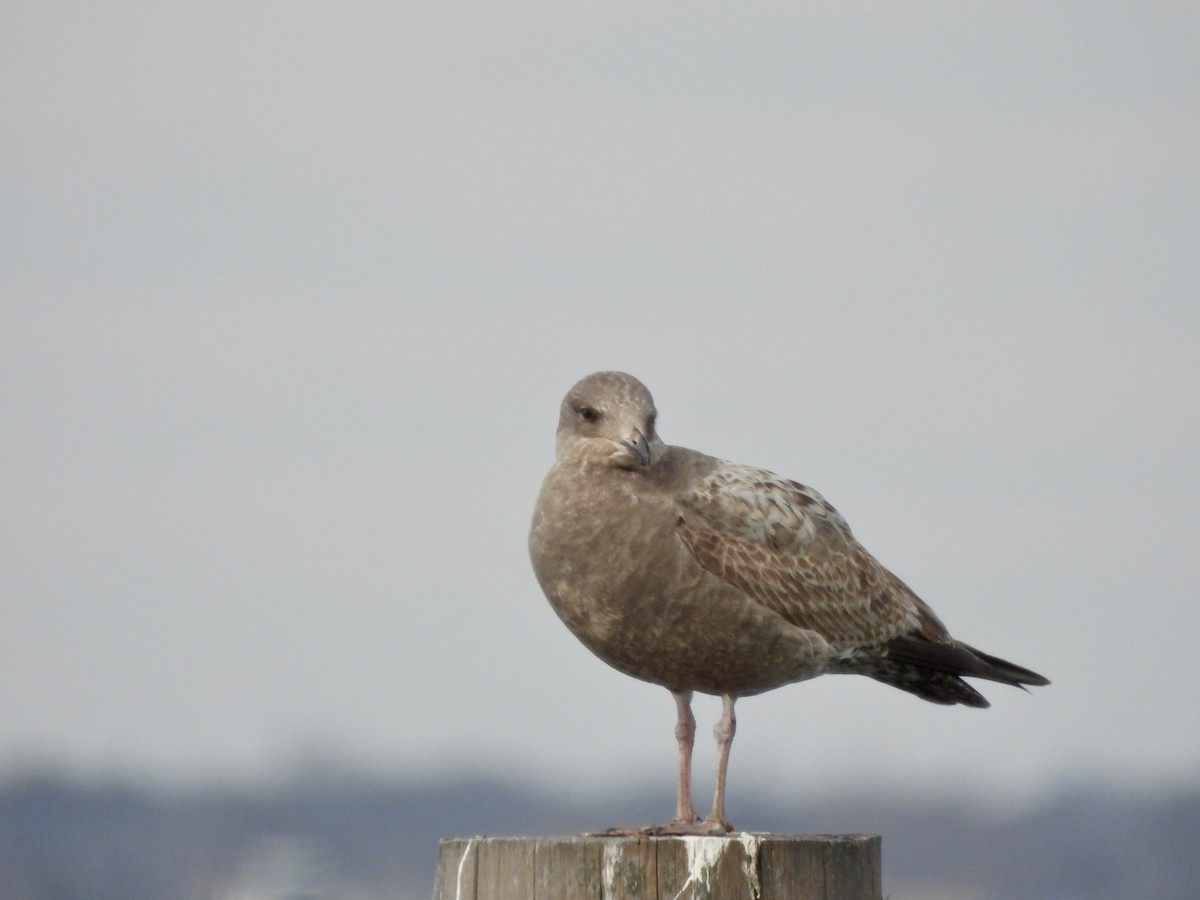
[857,636,1049,708]
[867,663,992,708]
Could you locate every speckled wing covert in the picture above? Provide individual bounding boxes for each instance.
[677,464,942,645]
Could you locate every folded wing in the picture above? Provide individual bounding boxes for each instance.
[677,463,1048,707]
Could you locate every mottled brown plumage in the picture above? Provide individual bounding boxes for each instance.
[529,371,1048,834]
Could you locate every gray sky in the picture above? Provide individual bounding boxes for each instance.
[3,2,1198,810]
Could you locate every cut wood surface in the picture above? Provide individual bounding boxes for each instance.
[432,833,881,900]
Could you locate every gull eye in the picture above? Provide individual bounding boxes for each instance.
[577,405,600,423]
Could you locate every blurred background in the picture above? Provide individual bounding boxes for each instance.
[2,2,1197,898]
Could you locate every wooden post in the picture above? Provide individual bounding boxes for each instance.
[432,833,881,900]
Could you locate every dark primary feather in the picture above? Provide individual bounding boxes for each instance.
[883,636,1050,687]
[863,635,1050,708]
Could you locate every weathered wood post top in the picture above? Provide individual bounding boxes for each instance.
[433,833,882,900]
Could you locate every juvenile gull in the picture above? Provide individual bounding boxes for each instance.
[529,371,1049,835]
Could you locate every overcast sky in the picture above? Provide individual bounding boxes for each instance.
[3,2,1198,812]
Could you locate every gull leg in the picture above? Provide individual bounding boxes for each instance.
[703,693,737,831]
[670,689,699,825]
[586,690,715,837]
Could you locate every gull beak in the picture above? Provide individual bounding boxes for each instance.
[619,429,652,468]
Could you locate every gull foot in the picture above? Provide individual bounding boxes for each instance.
[581,819,734,837]
[580,826,658,837]
[648,819,734,836]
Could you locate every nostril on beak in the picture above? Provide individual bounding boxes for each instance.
[622,430,652,467]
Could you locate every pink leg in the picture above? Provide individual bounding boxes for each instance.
[670,690,699,825]
[704,693,737,829]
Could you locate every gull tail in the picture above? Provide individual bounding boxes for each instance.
[865,636,1050,708]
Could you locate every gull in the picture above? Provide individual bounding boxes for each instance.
[529,371,1048,835]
